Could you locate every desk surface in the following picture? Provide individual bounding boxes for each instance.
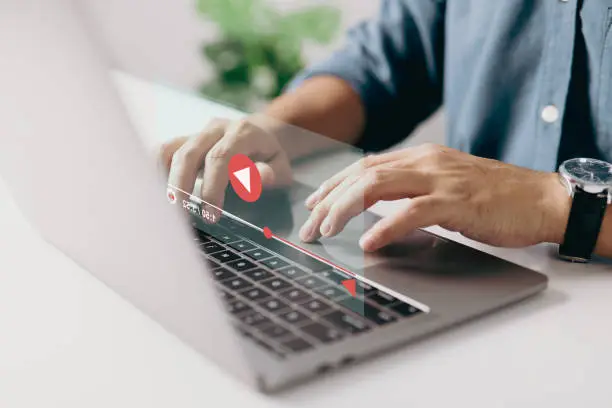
[1,73,611,408]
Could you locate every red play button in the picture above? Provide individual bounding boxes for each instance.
[228,154,262,203]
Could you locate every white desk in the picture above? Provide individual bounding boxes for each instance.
[2,73,612,408]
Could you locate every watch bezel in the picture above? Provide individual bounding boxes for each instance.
[559,158,612,201]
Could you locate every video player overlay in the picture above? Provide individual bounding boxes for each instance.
[164,115,427,358]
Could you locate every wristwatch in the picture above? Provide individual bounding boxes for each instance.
[558,158,612,263]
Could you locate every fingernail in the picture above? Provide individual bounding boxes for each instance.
[320,218,333,237]
[305,191,319,208]
[359,234,376,252]
[304,198,315,209]
[299,219,314,241]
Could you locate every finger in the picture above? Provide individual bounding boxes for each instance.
[255,152,292,188]
[299,174,362,242]
[158,136,190,172]
[304,162,360,209]
[359,197,448,252]
[320,169,433,238]
[305,151,409,210]
[200,148,231,210]
[304,144,439,209]
[199,120,264,208]
[255,162,276,188]
[167,119,228,199]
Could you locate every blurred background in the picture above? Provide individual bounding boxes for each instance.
[81,0,443,146]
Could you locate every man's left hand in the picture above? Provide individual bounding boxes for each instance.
[299,144,571,252]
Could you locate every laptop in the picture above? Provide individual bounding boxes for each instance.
[0,1,548,393]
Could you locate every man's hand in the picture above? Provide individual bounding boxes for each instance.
[300,144,571,252]
[159,117,292,209]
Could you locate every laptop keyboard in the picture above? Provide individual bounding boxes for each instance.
[192,224,423,358]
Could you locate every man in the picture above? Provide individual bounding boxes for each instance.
[160,1,612,257]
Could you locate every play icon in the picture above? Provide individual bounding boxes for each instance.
[233,167,251,193]
[228,154,262,203]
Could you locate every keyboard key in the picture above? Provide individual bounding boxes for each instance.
[221,277,253,292]
[317,269,351,284]
[212,268,236,281]
[227,299,250,315]
[301,299,333,315]
[254,338,285,358]
[222,221,241,232]
[301,323,343,343]
[211,250,240,263]
[229,240,256,252]
[279,310,311,325]
[260,324,292,339]
[390,302,421,317]
[201,242,224,254]
[277,266,308,280]
[338,298,397,326]
[354,280,377,296]
[242,268,273,282]
[317,271,374,296]
[226,258,256,272]
[260,277,292,292]
[261,257,289,270]
[235,325,251,338]
[367,290,398,307]
[258,298,291,314]
[242,287,273,302]
[293,255,332,273]
[277,287,312,303]
[244,248,273,261]
[239,311,273,328]
[215,231,240,244]
[262,240,331,272]
[281,337,313,353]
[193,228,211,243]
[315,285,349,301]
[323,311,370,334]
[217,289,234,304]
[198,224,221,236]
[198,235,211,243]
[203,258,221,269]
[295,275,328,290]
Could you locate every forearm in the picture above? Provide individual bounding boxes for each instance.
[262,76,365,160]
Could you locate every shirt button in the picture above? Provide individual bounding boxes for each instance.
[541,105,560,123]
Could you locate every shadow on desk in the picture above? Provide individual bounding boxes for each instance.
[543,246,612,279]
[274,287,567,399]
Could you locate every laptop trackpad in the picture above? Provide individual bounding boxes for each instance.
[361,231,547,315]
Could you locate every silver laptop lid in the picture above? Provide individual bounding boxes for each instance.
[0,0,256,387]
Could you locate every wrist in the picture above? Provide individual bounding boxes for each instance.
[539,172,572,245]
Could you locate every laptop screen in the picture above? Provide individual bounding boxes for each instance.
[155,110,380,276]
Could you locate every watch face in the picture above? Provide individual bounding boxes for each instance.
[560,158,612,187]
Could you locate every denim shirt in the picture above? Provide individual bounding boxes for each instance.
[291,0,612,171]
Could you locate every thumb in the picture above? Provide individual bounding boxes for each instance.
[359,197,447,252]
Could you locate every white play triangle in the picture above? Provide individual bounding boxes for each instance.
[233,167,251,192]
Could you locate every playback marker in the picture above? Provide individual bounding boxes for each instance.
[262,226,357,297]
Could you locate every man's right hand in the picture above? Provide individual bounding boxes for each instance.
[159,117,293,211]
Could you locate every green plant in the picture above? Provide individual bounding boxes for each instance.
[197,0,340,110]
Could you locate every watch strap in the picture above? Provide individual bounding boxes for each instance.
[559,187,608,262]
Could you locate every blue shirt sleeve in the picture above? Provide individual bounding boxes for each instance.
[289,0,447,152]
